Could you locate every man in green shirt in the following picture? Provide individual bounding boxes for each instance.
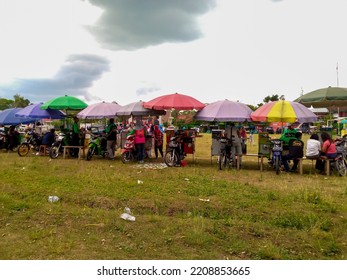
[279,124,298,146]
[105,118,117,160]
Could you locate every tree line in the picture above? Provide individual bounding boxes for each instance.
[0,94,281,112]
[0,94,30,110]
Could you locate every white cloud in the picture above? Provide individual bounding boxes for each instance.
[0,0,346,108]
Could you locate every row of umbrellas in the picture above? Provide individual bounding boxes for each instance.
[4,86,347,125]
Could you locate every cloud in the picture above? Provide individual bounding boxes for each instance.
[87,0,217,51]
[136,84,160,97]
[0,54,110,103]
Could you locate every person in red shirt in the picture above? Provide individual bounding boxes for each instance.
[153,123,164,158]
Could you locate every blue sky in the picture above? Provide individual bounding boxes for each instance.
[0,0,346,107]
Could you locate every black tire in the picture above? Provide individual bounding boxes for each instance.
[164,150,178,167]
[121,151,134,163]
[49,144,60,159]
[86,147,95,161]
[275,156,280,175]
[17,143,30,157]
[219,153,227,170]
[335,159,347,176]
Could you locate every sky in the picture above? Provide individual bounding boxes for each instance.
[0,0,346,107]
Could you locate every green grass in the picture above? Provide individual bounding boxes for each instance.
[0,133,346,260]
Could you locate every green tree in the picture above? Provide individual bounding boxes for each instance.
[13,94,30,108]
[256,94,281,108]
[0,94,30,110]
[0,98,14,110]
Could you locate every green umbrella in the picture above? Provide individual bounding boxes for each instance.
[40,95,88,110]
[294,87,347,108]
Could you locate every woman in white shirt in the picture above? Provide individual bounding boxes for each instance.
[306,134,321,158]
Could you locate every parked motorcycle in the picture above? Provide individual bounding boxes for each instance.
[121,134,136,163]
[164,133,185,167]
[268,139,283,175]
[49,132,73,159]
[17,130,42,156]
[86,133,108,161]
[333,135,347,176]
[0,130,6,150]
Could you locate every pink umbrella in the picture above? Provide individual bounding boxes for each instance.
[143,92,205,110]
[77,101,122,119]
[195,99,253,122]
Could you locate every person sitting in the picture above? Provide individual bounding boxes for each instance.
[279,124,298,147]
[305,133,321,159]
[281,132,304,172]
[6,125,19,151]
[316,132,337,173]
[42,129,56,147]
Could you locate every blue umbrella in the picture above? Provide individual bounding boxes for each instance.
[15,103,65,119]
[0,108,36,125]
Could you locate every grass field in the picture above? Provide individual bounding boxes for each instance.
[0,133,346,260]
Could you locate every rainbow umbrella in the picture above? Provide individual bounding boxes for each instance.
[251,100,317,123]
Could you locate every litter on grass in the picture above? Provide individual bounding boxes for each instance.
[120,207,136,222]
[133,163,167,170]
[48,196,59,203]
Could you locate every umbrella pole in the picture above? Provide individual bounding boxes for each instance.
[338,107,340,136]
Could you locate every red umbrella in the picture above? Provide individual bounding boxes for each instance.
[143,93,205,110]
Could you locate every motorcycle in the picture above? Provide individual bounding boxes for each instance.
[121,134,149,163]
[0,130,6,149]
[121,134,136,163]
[268,139,283,175]
[86,133,108,161]
[164,134,185,167]
[17,130,42,156]
[49,132,73,159]
[332,135,347,176]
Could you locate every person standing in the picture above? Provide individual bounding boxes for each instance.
[71,116,80,157]
[226,124,242,168]
[128,120,147,163]
[105,118,117,160]
[154,123,164,158]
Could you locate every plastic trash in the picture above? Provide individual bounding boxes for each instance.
[120,207,135,221]
[120,213,136,221]
[48,196,59,203]
[137,180,143,185]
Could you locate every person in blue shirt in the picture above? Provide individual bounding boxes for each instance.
[42,129,55,146]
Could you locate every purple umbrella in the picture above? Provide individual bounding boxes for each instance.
[15,103,65,119]
[77,101,122,119]
[194,99,253,122]
[0,108,36,125]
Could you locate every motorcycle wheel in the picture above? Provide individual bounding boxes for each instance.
[49,144,60,159]
[86,147,95,161]
[164,150,178,167]
[219,153,227,170]
[335,159,347,176]
[121,151,134,163]
[17,143,30,157]
[275,156,280,175]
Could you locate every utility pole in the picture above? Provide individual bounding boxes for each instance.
[336,62,339,87]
